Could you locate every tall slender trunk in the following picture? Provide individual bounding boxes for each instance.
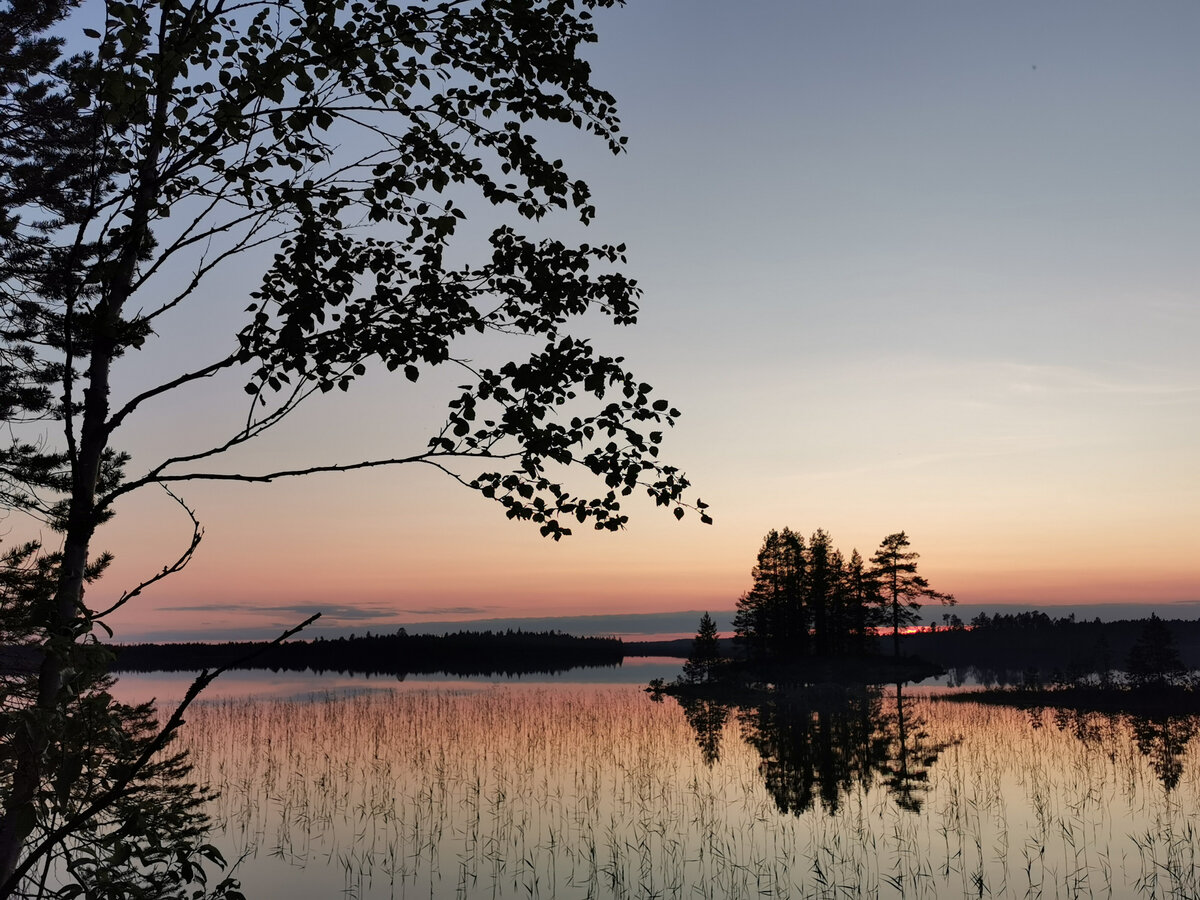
[890,564,903,658]
[0,44,167,880]
[0,344,115,893]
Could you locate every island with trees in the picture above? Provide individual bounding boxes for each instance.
[688,527,955,689]
[648,528,1200,815]
[653,527,1199,719]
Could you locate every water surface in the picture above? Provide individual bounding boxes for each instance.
[128,671,1200,899]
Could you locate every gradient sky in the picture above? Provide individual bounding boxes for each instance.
[40,0,1199,640]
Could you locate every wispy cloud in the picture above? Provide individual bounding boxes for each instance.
[164,601,482,623]
[998,362,1200,401]
[392,607,494,617]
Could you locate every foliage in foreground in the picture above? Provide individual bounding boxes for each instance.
[0,542,243,899]
[1,0,703,894]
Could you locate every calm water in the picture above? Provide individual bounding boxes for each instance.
[118,668,1200,899]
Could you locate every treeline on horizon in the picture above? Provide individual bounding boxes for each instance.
[107,612,1200,681]
[900,610,1200,680]
[113,629,625,678]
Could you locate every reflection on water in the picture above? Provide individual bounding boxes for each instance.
[110,658,686,705]
[1035,705,1199,794]
[162,680,1200,899]
[676,685,960,816]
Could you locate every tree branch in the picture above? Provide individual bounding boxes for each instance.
[144,451,517,486]
[0,613,320,898]
[105,354,240,435]
[89,486,201,622]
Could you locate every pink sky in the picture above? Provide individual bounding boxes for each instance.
[18,2,1198,642]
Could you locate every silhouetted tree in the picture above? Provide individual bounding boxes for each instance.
[682,612,722,684]
[733,528,806,660]
[1126,614,1186,686]
[735,528,895,662]
[0,539,242,899]
[839,549,879,655]
[0,0,705,893]
[870,532,954,657]
[807,529,835,656]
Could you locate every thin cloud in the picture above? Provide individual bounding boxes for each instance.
[165,602,440,622]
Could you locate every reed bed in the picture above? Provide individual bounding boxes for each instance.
[165,684,1200,899]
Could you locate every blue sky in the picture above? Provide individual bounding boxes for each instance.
[61,0,1199,641]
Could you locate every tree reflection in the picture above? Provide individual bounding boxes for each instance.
[874,682,958,812]
[1047,707,1199,792]
[1130,715,1197,791]
[674,683,958,816]
[736,686,879,814]
[676,696,730,767]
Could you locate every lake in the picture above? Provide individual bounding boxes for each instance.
[114,664,1200,899]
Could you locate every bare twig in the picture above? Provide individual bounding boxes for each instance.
[90,486,202,621]
[0,614,320,898]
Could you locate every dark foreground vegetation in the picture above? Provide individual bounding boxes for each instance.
[0,0,704,893]
[114,630,625,678]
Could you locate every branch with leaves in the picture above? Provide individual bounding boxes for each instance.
[1,0,707,894]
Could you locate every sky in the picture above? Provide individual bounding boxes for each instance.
[28,0,1199,641]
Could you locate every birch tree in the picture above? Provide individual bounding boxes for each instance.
[0,0,705,893]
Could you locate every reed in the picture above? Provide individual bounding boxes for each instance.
[155,683,1200,899]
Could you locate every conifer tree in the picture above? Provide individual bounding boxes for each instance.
[682,612,722,684]
[869,532,954,657]
[1126,614,1185,686]
[733,528,806,661]
[842,549,879,655]
[806,529,835,656]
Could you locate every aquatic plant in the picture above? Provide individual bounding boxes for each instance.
[161,683,1199,899]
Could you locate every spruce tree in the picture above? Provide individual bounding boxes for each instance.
[841,549,878,655]
[1126,614,1185,686]
[807,529,835,656]
[733,529,806,661]
[682,612,721,684]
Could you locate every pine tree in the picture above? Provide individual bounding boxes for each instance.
[869,532,954,657]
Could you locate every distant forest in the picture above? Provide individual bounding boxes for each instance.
[109,612,1200,682]
[113,629,624,678]
[901,611,1200,682]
